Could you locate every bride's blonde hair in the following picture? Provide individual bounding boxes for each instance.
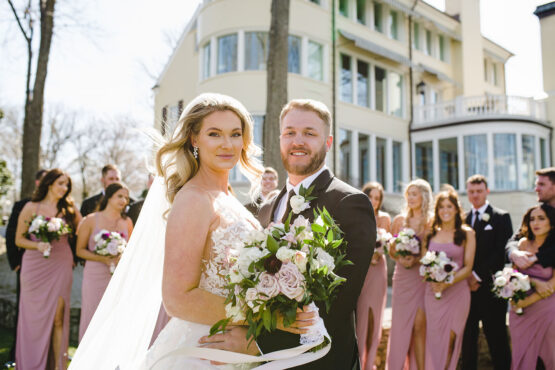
[156,93,263,203]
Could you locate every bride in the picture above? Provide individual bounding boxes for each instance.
[70,93,316,369]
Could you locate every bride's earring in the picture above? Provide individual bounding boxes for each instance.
[193,146,199,159]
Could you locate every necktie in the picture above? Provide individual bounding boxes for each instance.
[281,189,296,223]
[473,210,480,229]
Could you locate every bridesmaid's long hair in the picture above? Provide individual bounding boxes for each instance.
[402,179,433,232]
[156,93,263,204]
[362,181,384,212]
[31,168,78,231]
[519,203,555,240]
[427,186,466,247]
[97,182,130,219]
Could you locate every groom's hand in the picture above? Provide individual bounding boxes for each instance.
[198,326,260,365]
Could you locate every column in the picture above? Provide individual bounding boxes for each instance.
[433,138,439,192]
[386,138,393,193]
[237,30,245,72]
[370,134,377,181]
[516,132,523,190]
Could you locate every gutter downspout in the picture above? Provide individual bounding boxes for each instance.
[332,0,337,174]
[408,0,418,179]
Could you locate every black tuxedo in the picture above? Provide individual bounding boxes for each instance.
[244,196,263,216]
[127,199,144,225]
[5,198,30,361]
[80,192,104,217]
[256,169,376,370]
[461,204,512,370]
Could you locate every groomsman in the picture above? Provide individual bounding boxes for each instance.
[5,169,47,362]
[244,167,279,216]
[199,99,375,369]
[506,167,555,269]
[81,164,123,217]
[461,174,512,370]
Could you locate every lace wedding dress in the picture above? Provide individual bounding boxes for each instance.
[139,192,260,370]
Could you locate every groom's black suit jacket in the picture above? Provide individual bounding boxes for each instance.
[256,169,376,370]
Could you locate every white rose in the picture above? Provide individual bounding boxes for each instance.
[404,228,415,236]
[481,213,490,222]
[29,217,46,233]
[47,219,62,232]
[494,276,507,287]
[276,247,296,262]
[248,230,267,244]
[256,272,280,299]
[292,215,310,229]
[315,248,335,271]
[276,262,305,301]
[245,288,259,304]
[293,251,308,273]
[225,302,245,321]
[290,195,310,214]
[229,265,243,283]
[237,248,265,277]
[420,251,435,265]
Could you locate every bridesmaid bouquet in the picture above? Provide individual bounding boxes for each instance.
[375,228,392,255]
[211,186,349,350]
[393,228,421,257]
[491,267,531,315]
[419,250,459,299]
[25,214,72,258]
[93,230,127,273]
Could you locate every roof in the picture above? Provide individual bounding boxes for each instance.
[535,2,555,19]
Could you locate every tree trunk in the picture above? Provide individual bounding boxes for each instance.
[20,0,56,198]
[264,0,290,185]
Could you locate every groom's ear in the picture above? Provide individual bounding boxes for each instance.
[325,135,333,152]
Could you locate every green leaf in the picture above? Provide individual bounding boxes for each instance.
[262,309,272,331]
[284,212,292,231]
[311,223,325,234]
[209,318,231,336]
[266,235,279,254]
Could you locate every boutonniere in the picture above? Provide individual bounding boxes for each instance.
[480,213,490,222]
[290,185,316,214]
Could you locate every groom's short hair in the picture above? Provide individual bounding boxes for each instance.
[280,99,332,135]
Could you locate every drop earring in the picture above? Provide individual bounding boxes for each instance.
[193,146,199,159]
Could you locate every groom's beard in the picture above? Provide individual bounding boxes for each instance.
[281,144,327,177]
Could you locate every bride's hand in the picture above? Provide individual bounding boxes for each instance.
[277,306,318,335]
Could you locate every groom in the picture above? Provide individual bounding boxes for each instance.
[200,99,376,369]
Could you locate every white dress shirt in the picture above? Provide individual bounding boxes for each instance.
[273,165,328,223]
[471,201,489,227]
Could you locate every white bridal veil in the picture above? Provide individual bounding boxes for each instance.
[69,176,169,369]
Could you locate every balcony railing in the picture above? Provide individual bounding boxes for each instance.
[412,95,548,128]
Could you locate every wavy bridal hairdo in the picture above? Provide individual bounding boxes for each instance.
[156,93,263,203]
[402,179,434,231]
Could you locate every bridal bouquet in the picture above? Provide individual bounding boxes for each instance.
[492,267,531,315]
[419,250,459,299]
[25,214,72,258]
[375,228,392,255]
[393,228,421,257]
[93,230,127,273]
[211,186,349,349]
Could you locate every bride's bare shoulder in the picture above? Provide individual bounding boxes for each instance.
[170,185,215,220]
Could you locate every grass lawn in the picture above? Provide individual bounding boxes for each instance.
[0,326,76,368]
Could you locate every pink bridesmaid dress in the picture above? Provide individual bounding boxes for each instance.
[424,241,470,370]
[357,252,387,370]
[387,232,426,370]
[78,215,128,341]
[16,215,74,369]
[509,263,555,370]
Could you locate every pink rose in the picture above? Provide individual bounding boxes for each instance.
[276,262,305,302]
[256,272,280,300]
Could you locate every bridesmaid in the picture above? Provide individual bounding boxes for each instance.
[357,182,391,370]
[424,187,475,370]
[387,179,433,370]
[509,204,555,370]
[15,169,81,370]
[76,182,133,341]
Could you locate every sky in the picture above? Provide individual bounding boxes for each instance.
[0,0,548,128]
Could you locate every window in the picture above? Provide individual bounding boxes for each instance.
[388,71,403,117]
[376,137,387,189]
[359,134,370,187]
[464,135,488,181]
[375,66,386,112]
[308,41,324,81]
[425,29,432,56]
[357,0,366,24]
[340,54,353,103]
[339,0,349,17]
[244,32,268,70]
[389,10,398,40]
[202,42,211,80]
[339,129,352,183]
[393,141,403,192]
[438,35,446,61]
[415,141,433,185]
[374,2,383,33]
[413,22,420,50]
[357,60,370,107]
[494,133,517,190]
[540,137,548,168]
[521,135,536,189]
[439,138,458,188]
[288,36,301,74]
[310,0,320,4]
[217,34,238,74]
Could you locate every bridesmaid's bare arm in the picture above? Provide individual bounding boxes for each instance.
[125,217,133,238]
[514,273,555,309]
[15,203,44,251]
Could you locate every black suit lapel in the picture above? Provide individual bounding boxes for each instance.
[294,169,334,223]
[268,187,287,224]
